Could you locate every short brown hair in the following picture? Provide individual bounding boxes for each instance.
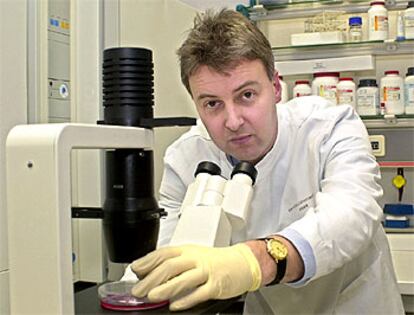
[177,9,275,94]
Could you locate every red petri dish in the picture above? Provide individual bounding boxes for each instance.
[98,281,169,311]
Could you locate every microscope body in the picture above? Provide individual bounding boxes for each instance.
[6,47,195,314]
[6,123,153,314]
[170,161,257,247]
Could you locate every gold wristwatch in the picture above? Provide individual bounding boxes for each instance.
[264,238,288,285]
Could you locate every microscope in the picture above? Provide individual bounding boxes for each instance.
[111,160,257,310]
[170,160,257,247]
[6,47,195,314]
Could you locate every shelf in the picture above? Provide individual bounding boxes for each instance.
[362,115,414,128]
[276,55,374,75]
[385,227,414,233]
[273,39,414,61]
[244,0,408,21]
[378,161,414,167]
[398,281,414,296]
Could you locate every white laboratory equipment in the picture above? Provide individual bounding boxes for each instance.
[6,128,254,314]
[6,123,153,314]
[170,161,257,247]
[6,47,196,314]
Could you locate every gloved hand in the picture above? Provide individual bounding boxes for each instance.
[131,243,262,311]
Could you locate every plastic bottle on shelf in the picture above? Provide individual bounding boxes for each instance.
[405,1,414,39]
[405,67,414,114]
[337,77,356,107]
[293,80,312,98]
[368,1,389,41]
[279,76,289,104]
[380,70,405,115]
[348,17,363,42]
[396,11,405,41]
[312,72,339,105]
[356,79,380,116]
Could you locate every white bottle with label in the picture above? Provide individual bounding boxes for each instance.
[293,80,312,98]
[312,72,339,105]
[368,1,389,40]
[405,67,414,114]
[380,70,405,115]
[356,79,380,116]
[279,76,289,104]
[337,77,356,107]
[405,1,414,39]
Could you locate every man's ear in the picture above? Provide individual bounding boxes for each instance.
[273,72,282,103]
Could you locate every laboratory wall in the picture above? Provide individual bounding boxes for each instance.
[0,1,27,314]
[117,0,198,195]
[71,0,108,283]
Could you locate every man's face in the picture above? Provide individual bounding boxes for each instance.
[189,59,280,164]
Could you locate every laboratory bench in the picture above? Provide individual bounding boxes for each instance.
[75,285,243,314]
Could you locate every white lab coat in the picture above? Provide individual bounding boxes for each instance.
[132,96,404,314]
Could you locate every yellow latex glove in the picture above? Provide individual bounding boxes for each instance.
[131,243,262,311]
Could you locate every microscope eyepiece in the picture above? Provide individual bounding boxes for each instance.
[231,161,258,185]
[194,161,221,177]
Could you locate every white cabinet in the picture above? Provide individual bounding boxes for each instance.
[387,233,414,294]
[387,232,414,312]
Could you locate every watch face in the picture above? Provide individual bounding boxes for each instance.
[268,239,288,261]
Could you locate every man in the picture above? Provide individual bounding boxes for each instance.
[127,9,404,314]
